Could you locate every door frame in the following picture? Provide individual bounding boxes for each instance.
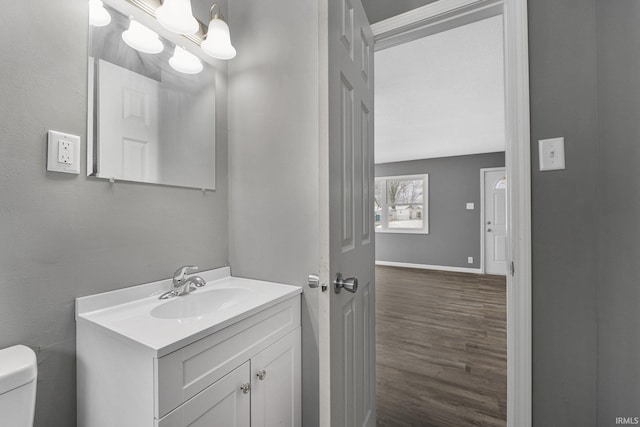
[480,166,507,275]
[371,1,532,426]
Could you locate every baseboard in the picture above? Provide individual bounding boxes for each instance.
[375,260,483,274]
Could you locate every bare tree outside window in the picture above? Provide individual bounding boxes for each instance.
[375,175,429,233]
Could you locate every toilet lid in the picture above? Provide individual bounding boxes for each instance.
[0,345,37,395]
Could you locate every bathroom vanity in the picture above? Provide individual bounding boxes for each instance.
[76,267,302,427]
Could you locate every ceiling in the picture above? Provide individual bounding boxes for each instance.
[374,15,505,164]
[361,0,440,24]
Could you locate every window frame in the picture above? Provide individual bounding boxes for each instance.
[375,173,429,234]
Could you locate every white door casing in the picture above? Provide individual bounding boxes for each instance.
[319,0,376,426]
[483,168,507,275]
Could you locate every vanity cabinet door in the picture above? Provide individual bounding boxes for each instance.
[156,298,300,418]
[251,328,302,427]
[157,361,251,427]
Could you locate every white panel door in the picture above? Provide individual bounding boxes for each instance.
[251,329,301,427]
[97,59,160,182]
[320,0,375,426]
[484,169,507,275]
[156,362,250,427]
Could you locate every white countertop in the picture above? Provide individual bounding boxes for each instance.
[76,268,302,357]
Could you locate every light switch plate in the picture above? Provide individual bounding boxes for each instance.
[539,137,565,171]
[466,203,475,210]
[468,257,474,264]
[47,130,80,174]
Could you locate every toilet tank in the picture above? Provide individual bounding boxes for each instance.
[0,345,37,427]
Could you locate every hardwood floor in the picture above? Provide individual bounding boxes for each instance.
[375,266,506,427]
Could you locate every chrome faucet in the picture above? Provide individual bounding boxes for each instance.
[176,275,206,296]
[159,265,207,300]
[173,265,199,287]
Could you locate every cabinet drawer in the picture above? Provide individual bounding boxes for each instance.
[155,297,300,418]
[156,361,251,427]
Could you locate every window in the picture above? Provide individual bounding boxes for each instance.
[375,174,429,234]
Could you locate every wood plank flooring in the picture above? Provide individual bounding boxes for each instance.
[375,266,506,427]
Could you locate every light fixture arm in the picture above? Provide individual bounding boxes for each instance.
[209,3,225,22]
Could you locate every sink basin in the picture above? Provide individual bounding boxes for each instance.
[151,288,252,319]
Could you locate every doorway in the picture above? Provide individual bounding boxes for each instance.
[373,14,507,424]
[369,0,531,424]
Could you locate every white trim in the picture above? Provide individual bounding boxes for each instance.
[371,0,503,51]
[371,1,532,425]
[372,0,492,36]
[87,57,95,177]
[374,229,428,235]
[503,0,532,424]
[480,167,506,275]
[376,261,482,274]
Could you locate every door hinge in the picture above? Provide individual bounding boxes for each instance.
[510,261,515,276]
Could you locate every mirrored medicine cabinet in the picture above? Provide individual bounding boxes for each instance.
[87,1,217,190]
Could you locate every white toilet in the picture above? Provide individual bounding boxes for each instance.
[0,345,37,427]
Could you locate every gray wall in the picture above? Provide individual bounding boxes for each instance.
[227,1,320,426]
[528,0,600,425]
[0,1,229,426]
[596,1,640,424]
[375,152,504,269]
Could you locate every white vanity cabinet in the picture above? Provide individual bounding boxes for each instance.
[158,329,301,427]
[76,272,302,427]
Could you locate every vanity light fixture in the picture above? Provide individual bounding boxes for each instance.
[122,18,164,54]
[201,3,236,60]
[156,0,199,35]
[89,0,111,27]
[169,46,204,74]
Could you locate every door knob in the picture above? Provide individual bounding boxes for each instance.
[257,370,267,380]
[240,383,251,394]
[487,221,492,225]
[308,274,320,288]
[487,228,492,232]
[334,273,358,294]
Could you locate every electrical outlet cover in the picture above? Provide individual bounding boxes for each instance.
[47,130,80,174]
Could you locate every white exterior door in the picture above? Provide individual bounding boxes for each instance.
[319,0,375,426]
[483,168,507,275]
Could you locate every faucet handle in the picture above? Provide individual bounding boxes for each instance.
[173,265,199,286]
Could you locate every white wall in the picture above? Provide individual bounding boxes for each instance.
[375,15,505,163]
[227,1,321,425]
